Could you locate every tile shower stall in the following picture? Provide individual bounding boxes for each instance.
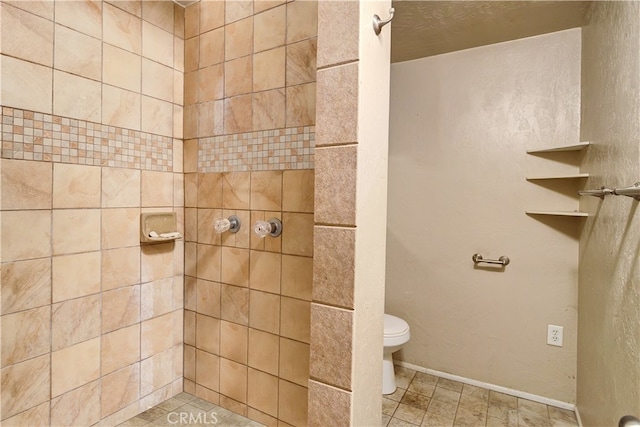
[0,0,318,425]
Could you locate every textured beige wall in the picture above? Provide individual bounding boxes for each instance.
[578,3,640,425]
[387,29,581,404]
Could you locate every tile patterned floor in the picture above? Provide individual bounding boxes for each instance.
[384,366,579,427]
[119,393,263,427]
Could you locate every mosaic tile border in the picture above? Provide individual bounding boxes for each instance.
[1,107,174,172]
[198,126,315,173]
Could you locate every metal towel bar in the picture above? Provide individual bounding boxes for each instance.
[472,254,510,267]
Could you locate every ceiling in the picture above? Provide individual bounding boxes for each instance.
[390,1,590,63]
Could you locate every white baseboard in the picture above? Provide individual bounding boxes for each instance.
[395,360,575,411]
[574,405,583,427]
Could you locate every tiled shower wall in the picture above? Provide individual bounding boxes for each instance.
[183,1,317,426]
[1,1,185,425]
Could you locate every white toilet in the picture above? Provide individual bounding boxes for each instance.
[383,314,411,394]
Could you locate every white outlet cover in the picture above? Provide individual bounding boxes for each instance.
[547,324,563,347]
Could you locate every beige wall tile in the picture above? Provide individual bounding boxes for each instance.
[102,208,141,249]
[220,320,248,364]
[221,247,249,287]
[309,303,352,390]
[143,0,174,33]
[51,295,101,351]
[313,226,355,308]
[185,276,196,310]
[315,146,356,224]
[253,47,286,91]
[1,159,52,210]
[142,20,174,67]
[141,242,174,282]
[174,69,185,106]
[198,173,223,208]
[185,207,198,242]
[251,171,282,211]
[285,82,316,127]
[247,368,278,416]
[200,63,225,102]
[141,347,173,396]
[50,380,101,427]
[221,209,250,249]
[1,210,51,262]
[247,328,279,375]
[254,5,286,53]
[185,242,197,277]
[53,163,101,209]
[220,358,248,403]
[249,290,280,334]
[196,314,220,354]
[280,297,310,343]
[53,70,102,122]
[279,338,309,387]
[225,16,253,60]
[223,172,250,209]
[142,59,174,102]
[52,251,101,302]
[197,208,222,245]
[254,0,285,14]
[173,275,184,310]
[105,0,142,17]
[1,3,53,66]
[196,349,220,392]
[278,379,308,426]
[102,84,142,130]
[4,0,53,19]
[1,56,52,114]
[281,212,314,257]
[52,209,100,255]
[141,278,174,320]
[102,285,141,333]
[286,38,317,86]
[54,24,101,80]
[225,56,252,97]
[224,95,253,134]
[103,2,142,54]
[102,246,141,291]
[252,88,285,131]
[1,306,50,367]
[55,0,102,39]
[4,401,50,427]
[283,170,314,213]
[249,250,281,293]
[308,380,351,427]
[317,0,358,68]
[286,0,317,43]
[51,337,101,397]
[184,2,199,38]
[316,63,357,145]
[197,100,225,137]
[197,279,221,317]
[226,0,253,24]
[184,310,196,346]
[221,284,249,325]
[141,95,174,137]
[0,354,50,419]
[175,34,185,71]
[219,395,247,417]
[184,104,198,139]
[185,36,199,72]
[197,244,222,282]
[185,173,198,206]
[141,170,174,207]
[101,363,140,418]
[1,258,51,315]
[184,344,196,380]
[103,43,142,92]
[185,70,198,106]
[200,27,225,68]
[141,312,174,358]
[200,0,224,32]
[102,323,141,375]
[102,167,141,208]
[281,255,312,301]
[195,383,219,404]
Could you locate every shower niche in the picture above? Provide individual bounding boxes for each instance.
[525,141,590,217]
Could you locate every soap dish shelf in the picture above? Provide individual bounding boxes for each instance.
[140,212,182,243]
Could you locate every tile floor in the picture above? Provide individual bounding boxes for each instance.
[384,366,579,427]
[119,393,263,427]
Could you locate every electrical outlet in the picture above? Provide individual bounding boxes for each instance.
[547,325,563,347]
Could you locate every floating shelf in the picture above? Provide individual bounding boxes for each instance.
[526,210,589,217]
[526,173,590,180]
[526,141,590,153]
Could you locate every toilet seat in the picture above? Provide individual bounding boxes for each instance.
[384,314,409,337]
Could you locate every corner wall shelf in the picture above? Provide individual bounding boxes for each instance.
[526,210,589,217]
[526,141,590,153]
[526,173,590,180]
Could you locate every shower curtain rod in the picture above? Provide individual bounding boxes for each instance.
[579,183,640,200]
